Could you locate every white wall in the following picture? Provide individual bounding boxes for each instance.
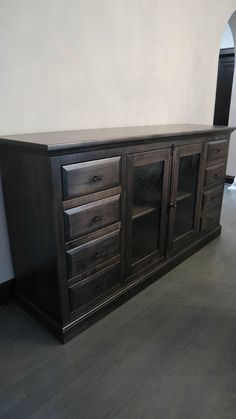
[1,0,236,283]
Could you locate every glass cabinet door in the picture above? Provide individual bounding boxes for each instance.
[167,143,205,252]
[126,149,171,276]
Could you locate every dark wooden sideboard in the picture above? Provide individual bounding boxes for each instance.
[0,124,234,342]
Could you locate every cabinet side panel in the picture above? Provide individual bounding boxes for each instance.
[0,149,61,322]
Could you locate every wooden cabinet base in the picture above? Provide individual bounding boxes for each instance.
[0,124,233,343]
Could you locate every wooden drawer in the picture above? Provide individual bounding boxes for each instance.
[62,157,121,200]
[205,163,226,188]
[207,140,228,162]
[69,264,120,312]
[66,230,120,279]
[201,206,221,232]
[64,195,120,241]
[202,185,223,210]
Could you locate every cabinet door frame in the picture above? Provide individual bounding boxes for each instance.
[125,148,171,277]
[167,142,205,253]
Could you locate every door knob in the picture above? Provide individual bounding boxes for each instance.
[168,202,177,210]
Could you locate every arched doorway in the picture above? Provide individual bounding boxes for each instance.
[214,14,236,182]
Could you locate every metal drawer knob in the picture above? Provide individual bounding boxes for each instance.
[95,250,106,259]
[93,175,104,182]
[93,215,103,222]
[215,173,220,178]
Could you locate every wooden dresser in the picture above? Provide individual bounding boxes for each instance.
[0,124,234,342]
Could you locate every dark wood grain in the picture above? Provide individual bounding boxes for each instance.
[69,263,121,312]
[205,163,227,188]
[202,185,224,210]
[62,156,121,200]
[0,124,234,152]
[67,255,121,286]
[0,149,63,322]
[64,194,120,241]
[66,230,120,279]
[207,139,229,161]
[65,222,121,250]
[63,186,122,210]
[200,206,222,232]
[0,125,234,342]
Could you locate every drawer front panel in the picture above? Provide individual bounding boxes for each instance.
[64,195,120,241]
[202,185,223,210]
[201,206,221,232]
[207,140,228,162]
[69,264,120,312]
[62,157,121,200]
[67,230,120,279]
[205,163,226,188]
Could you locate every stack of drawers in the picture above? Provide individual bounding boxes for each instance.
[201,139,229,232]
[62,156,122,313]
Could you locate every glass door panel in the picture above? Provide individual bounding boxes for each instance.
[126,149,170,276]
[131,161,163,264]
[168,143,204,251]
[174,154,200,239]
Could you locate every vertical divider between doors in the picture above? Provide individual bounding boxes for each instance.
[120,151,128,283]
[124,154,135,280]
[167,145,179,252]
[194,142,208,233]
[159,149,172,258]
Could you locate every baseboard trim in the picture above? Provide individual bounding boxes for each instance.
[0,279,13,306]
[14,290,64,342]
[225,175,234,184]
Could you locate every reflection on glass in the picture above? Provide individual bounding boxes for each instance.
[131,161,163,264]
[174,154,200,238]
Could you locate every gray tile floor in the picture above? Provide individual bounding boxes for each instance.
[1,186,236,419]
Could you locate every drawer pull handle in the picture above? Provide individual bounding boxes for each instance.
[95,250,106,259]
[216,149,221,152]
[93,175,104,182]
[93,215,103,223]
[214,173,220,178]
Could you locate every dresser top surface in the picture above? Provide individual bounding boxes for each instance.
[0,124,234,153]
